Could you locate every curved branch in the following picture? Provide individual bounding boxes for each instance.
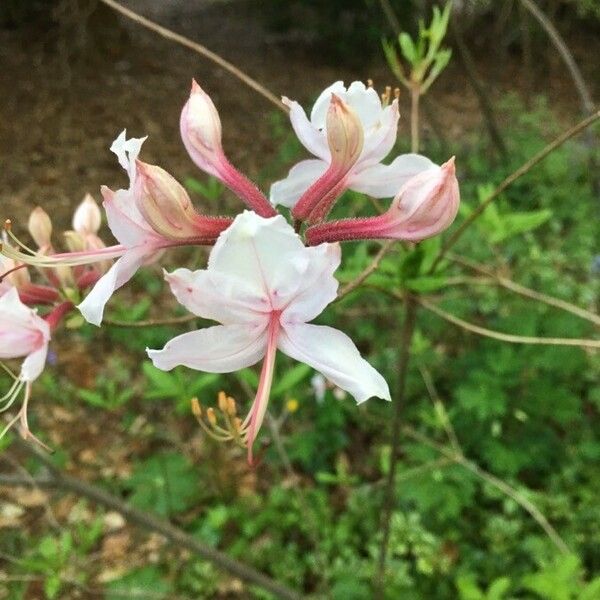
[433,110,600,268]
[418,297,600,348]
[5,437,303,600]
[98,0,285,113]
[448,253,600,327]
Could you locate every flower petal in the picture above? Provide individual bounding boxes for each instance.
[77,246,150,326]
[147,323,267,372]
[358,101,400,167]
[20,345,49,382]
[283,98,330,161]
[269,159,328,208]
[309,80,346,129]
[208,211,309,305]
[102,186,156,247]
[278,323,390,403]
[350,153,435,198]
[165,268,268,324]
[344,81,383,131]
[281,243,341,324]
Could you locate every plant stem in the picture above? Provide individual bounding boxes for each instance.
[374,295,418,593]
[410,84,421,154]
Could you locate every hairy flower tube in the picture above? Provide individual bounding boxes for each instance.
[180,80,277,218]
[270,80,435,217]
[306,158,460,245]
[148,211,390,463]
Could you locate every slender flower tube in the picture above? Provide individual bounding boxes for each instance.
[148,211,390,463]
[306,158,460,245]
[0,288,52,447]
[180,80,276,218]
[271,81,435,210]
[292,94,364,223]
[0,250,59,305]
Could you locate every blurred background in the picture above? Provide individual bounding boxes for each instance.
[0,1,599,598]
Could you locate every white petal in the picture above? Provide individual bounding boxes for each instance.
[309,81,346,129]
[77,246,149,326]
[165,268,268,324]
[281,243,341,324]
[350,153,436,198]
[209,211,309,305]
[269,159,328,208]
[283,99,329,161]
[345,81,383,130]
[148,323,267,372]
[359,101,400,166]
[20,345,48,382]
[102,186,156,247]
[278,323,390,403]
[110,130,147,183]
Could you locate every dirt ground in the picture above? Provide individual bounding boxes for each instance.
[1,0,598,235]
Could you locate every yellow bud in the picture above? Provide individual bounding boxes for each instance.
[191,397,202,417]
[286,399,299,413]
[217,390,228,412]
[206,407,217,426]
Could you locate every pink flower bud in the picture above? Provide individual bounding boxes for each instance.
[326,94,364,171]
[292,95,364,223]
[180,81,276,217]
[73,194,102,235]
[135,160,232,242]
[27,207,53,249]
[180,79,224,179]
[306,158,460,245]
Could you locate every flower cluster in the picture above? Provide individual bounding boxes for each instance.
[1,80,459,461]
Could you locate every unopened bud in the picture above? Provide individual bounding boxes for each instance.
[28,207,53,249]
[73,194,102,235]
[135,161,205,241]
[180,80,224,178]
[326,94,364,172]
[226,396,237,416]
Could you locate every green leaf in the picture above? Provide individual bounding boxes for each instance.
[126,452,200,517]
[405,275,447,293]
[44,574,62,600]
[106,566,172,600]
[492,209,552,243]
[399,32,417,64]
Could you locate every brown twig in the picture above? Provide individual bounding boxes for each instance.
[104,314,198,327]
[519,0,594,114]
[434,110,600,268]
[417,296,600,348]
[5,437,303,600]
[98,0,285,113]
[373,294,418,592]
[401,426,570,554]
[447,253,600,327]
[337,241,396,300]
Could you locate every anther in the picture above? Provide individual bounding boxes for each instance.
[367,79,373,88]
[4,220,12,232]
[394,87,400,100]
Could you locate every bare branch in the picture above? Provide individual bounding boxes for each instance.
[337,241,396,300]
[448,253,600,327]
[418,296,600,348]
[434,110,600,268]
[98,0,285,113]
[4,437,303,600]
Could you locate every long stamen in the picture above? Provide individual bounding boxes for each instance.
[4,221,38,255]
[1,242,127,268]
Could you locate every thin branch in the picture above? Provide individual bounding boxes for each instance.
[5,438,303,600]
[337,241,396,300]
[417,296,600,348]
[98,0,285,113]
[374,295,418,592]
[402,426,570,554]
[519,0,594,114]
[448,253,600,327]
[434,110,600,268]
[104,314,198,327]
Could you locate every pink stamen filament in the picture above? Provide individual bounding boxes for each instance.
[244,313,281,465]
